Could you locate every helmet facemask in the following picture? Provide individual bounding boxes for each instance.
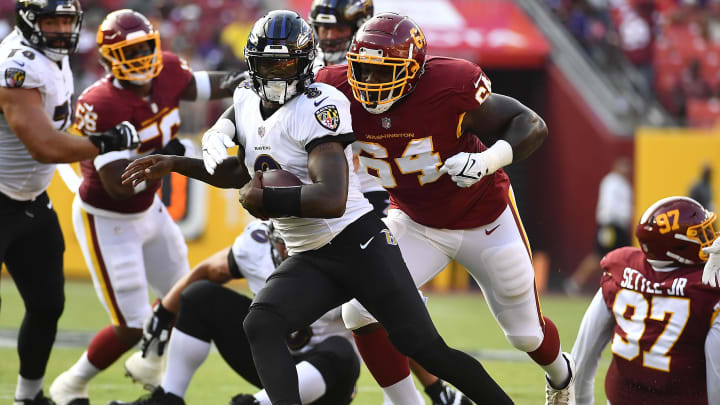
[312,22,354,65]
[247,50,314,105]
[347,48,420,114]
[100,32,163,85]
[16,1,83,62]
[685,211,717,261]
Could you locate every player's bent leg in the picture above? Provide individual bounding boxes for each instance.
[457,210,574,404]
[144,200,190,297]
[243,256,346,405]
[175,280,261,388]
[352,243,512,404]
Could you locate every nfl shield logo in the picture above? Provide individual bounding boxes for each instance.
[258,126,265,137]
[381,117,391,129]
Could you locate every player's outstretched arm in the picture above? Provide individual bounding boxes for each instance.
[570,289,614,405]
[0,87,138,162]
[161,247,233,314]
[440,94,547,188]
[462,93,547,163]
[122,154,249,189]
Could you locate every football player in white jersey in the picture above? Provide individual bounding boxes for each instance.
[0,2,138,404]
[106,220,361,405]
[122,10,512,405]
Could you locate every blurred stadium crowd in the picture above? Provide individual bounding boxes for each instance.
[547,0,720,126]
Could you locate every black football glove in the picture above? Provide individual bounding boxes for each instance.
[141,301,174,357]
[219,71,250,95]
[89,121,140,154]
[159,138,186,156]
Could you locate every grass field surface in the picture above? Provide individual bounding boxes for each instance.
[0,277,611,404]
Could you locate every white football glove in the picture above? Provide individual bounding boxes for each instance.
[201,125,236,175]
[439,152,490,188]
[702,237,720,287]
[439,140,513,188]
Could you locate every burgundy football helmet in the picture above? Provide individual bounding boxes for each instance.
[97,9,163,84]
[346,12,427,114]
[636,196,717,266]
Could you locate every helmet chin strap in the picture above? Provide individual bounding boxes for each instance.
[363,100,395,114]
[43,48,66,62]
[262,80,298,104]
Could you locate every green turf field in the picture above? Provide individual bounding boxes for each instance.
[0,278,610,404]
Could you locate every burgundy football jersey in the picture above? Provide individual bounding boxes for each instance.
[316,56,509,229]
[600,247,720,404]
[74,52,193,213]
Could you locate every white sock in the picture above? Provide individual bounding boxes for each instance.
[253,360,327,405]
[296,361,326,403]
[15,375,42,400]
[69,352,101,382]
[543,351,571,388]
[162,329,211,398]
[254,390,270,405]
[381,374,424,405]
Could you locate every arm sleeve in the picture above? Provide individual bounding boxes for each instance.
[707,311,720,405]
[571,289,615,405]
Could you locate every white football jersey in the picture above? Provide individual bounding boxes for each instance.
[232,82,372,254]
[230,220,351,354]
[0,29,74,201]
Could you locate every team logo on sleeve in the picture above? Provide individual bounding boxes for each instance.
[304,86,321,99]
[5,68,26,88]
[314,105,340,131]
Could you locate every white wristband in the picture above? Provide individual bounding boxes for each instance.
[193,71,211,101]
[133,180,147,194]
[482,139,513,173]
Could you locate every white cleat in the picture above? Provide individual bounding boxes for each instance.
[545,352,576,405]
[49,370,90,405]
[124,351,163,391]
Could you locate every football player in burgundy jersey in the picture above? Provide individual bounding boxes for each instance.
[48,9,235,405]
[571,196,720,405]
[315,12,576,405]
[126,10,513,405]
[310,3,468,405]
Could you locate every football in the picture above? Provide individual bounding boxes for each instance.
[261,169,303,187]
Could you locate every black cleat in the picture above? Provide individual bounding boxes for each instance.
[228,394,260,405]
[106,387,184,405]
[14,390,57,405]
[425,379,474,405]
